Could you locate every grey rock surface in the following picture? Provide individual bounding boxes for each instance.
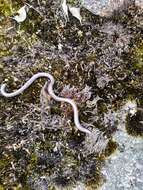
[83,0,130,16]
[135,0,143,8]
[101,130,143,190]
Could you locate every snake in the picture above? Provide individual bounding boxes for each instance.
[0,72,91,134]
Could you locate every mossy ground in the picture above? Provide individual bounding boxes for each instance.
[0,0,143,189]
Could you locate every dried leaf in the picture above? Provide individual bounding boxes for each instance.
[61,0,69,21]
[68,6,82,24]
[13,5,27,23]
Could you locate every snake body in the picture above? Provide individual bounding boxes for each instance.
[0,72,91,134]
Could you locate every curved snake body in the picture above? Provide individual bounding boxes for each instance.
[0,72,91,134]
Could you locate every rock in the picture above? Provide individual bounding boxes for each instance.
[135,0,143,9]
[83,0,131,17]
[101,130,143,190]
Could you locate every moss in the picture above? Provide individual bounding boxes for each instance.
[104,140,117,157]
[126,108,143,137]
[85,171,104,190]
[0,0,12,16]
[0,156,12,171]
[0,185,4,190]
[0,1,143,189]
[133,41,143,70]
[0,30,12,57]
[67,0,82,6]
[29,153,38,168]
